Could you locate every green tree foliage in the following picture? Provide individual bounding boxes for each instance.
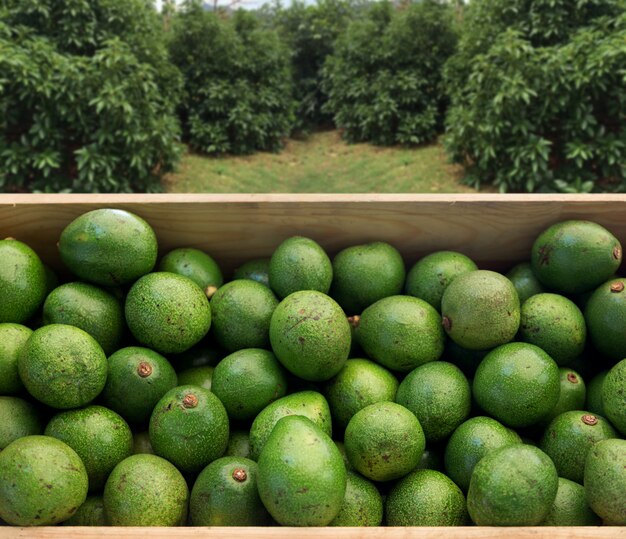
[322,0,458,146]
[0,0,181,193]
[445,0,626,192]
[169,2,295,155]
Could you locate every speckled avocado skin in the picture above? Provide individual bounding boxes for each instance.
[330,242,406,315]
[531,220,621,294]
[0,323,32,394]
[103,454,189,526]
[43,282,124,355]
[210,280,278,352]
[329,471,383,526]
[585,278,626,362]
[45,405,134,492]
[0,239,47,324]
[18,324,107,409]
[125,272,211,354]
[149,385,229,474]
[0,435,88,526]
[540,410,617,484]
[584,438,626,525]
[269,236,333,298]
[386,469,468,526]
[59,208,158,287]
[176,366,214,391]
[233,258,270,287]
[467,445,558,526]
[62,496,107,526]
[0,397,43,449]
[249,390,332,461]
[540,368,586,426]
[257,415,346,526]
[225,430,251,459]
[159,247,223,291]
[541,478,601,526]
[506,262,545,304]
[602,358,626,436]
[270,290,351,381]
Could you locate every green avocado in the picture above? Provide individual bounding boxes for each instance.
[176,366,214,391]
[225,430,251,459]
[541,478,601,526]
[159,247,223,296]
[0,323,32,394]
[602,358,626,436]
[0,397,43,449]
[540,368,586,426]
[233,258,270,288]
[329,471,383,527]
[585,278,626,362]
[62,496,107,526]
[586,370,608,417]
[170,342,226,371]
[506,262,546,304]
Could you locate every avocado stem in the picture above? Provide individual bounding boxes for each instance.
[183,394,199,409]
[347,315,360,329]
[232,468,247,482]
[582,414,598,426]
[205,285,218,299]
[137,362,153,378]
[610,282,624,293]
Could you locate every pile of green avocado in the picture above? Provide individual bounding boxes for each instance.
[0,209,625,528]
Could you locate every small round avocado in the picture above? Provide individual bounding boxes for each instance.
[330,242,405,315]
[540,368,586,426]
[344,402,425,482]
[45,405,134,492]
[149,385,229,474]
[42,282,124,355]
[602,358,626,436]
[441,270,520,350]
[541,478,601,526]
[396,361,471,443]
[132,431,153,455]
[0,397,43,449]
[506,262,546,303]
[103,454,189,526]
[18,324,107,409]
[356,295,444,372]
[125,272,211,354]
[176,366,214,391]
[190,456,270,526]
[519,293,586,365]
[225,430,251,459]
[467,444,558,525]
[101,346,178,425]
[329,471,383,527]
[324,358,399,431]
[531,220,621,294]
[62,495,107,526]
[233,258,270,287]
[0,435,88,526]
[212,349,287,421]
[0,238,47,323]
[584,438,626,525]
[0,323,32,394]
[386,469,468,526]
[540,410,617,484]
[269,290,351,381]
[444,416,521,492]
[405,251,477,312]
[59,208,157,287]
[472,342,560,428]
[210,280,278,352]
[257,415,346,526]
[159,247,223,295]
[585,278,626,362]
[269,236,332,298]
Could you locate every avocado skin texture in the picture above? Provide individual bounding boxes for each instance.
[467,444,558,526]
[59,209,157,287]
[405,251,477,312]
[18,324,107,409]
[159,247,223,291]
[0,323,32,394]
[444,416,521,492]
[356,295,444,372]
[586,371,608,417]
[540,368,586,426]
[190,456,270,526]
[125,272,211,354]
[149,385,229,474]
[45,405,134,492]
[43,282,124,356]
[225,430,251,459]
[602,358,626,436]
[210,280,278,352]
[540,478,601,526]
[441,270,520,351]
[62,496,107,526]
[177,366,214,391]
[585,278,626,362]
[270,290,351,382]
[103,454,189,526]
[329,471,383,527]
[233,258,270,288]
[344,401,425,482]
[0,239,47,324]
[396,361,471,443]
[101,346,177,425]
[269,236,332,298]
[257,415,346,526]
[584,438,626,525]
[0,435,88,526]
[0,397,43,450]
[330,242,405,315]
[386,469,468,526]
[249,390,332,461]
[506,262,546,304]
[531,220,621,294]
[472,342,560,428]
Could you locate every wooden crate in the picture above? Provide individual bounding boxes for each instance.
[0,193,624,539]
